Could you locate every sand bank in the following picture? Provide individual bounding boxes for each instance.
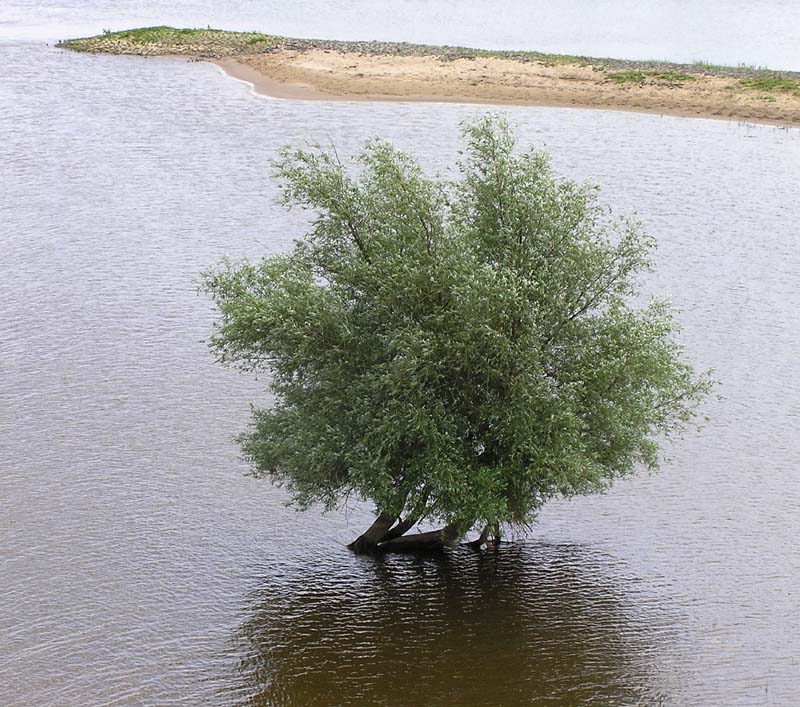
[60,28,800,127]
[215,51,800,127]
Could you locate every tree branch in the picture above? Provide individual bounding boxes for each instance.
[544,251,629,347]
[330,146,372,264]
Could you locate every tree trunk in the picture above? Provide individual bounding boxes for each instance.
[347,512,396,554]
[467,524,492,549]
[467,523,500,549]
[380,515,419,543]
[378,524,460,554]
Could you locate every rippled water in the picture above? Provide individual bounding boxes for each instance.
[2,21,800,707]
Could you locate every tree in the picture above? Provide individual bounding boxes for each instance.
[203,116,710,554]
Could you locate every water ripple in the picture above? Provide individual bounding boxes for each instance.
[2,41,799,706]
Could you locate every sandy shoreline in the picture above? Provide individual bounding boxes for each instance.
[213,53,800,127]
[60,29,800,127]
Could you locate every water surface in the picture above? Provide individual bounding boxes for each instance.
[2,26,800,707]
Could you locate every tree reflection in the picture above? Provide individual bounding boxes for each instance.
[231,542,668,706]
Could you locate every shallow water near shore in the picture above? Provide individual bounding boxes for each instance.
[3,31,800,707]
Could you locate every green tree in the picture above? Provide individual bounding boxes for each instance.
[203,116,710,553]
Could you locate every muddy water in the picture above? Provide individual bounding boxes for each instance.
[2,28,800,707]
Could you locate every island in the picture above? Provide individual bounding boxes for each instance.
[59,27,800,127]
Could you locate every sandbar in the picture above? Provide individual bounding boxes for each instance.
[60,28,800,127]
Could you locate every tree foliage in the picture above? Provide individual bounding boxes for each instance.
[203,116,710,548]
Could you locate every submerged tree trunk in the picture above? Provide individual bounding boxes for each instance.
[347,512,396,554]
[467,523,500,549]
[377,524,460,553]
[348,514,461,554]
[467,524,492,549]
[380,515,419,543]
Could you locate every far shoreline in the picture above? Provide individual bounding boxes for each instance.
[60,27,800,128]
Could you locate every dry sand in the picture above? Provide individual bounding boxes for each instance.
[213,50,800,127]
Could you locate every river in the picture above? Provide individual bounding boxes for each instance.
[2,4,800,706]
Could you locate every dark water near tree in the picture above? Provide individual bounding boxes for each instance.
[2,14,800,707]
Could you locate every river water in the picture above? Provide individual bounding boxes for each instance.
[2,4,800,707]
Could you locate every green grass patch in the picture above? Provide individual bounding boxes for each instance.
[528,52,589,67]
[114,26,208,42]
[739,75,800,94]
[607,70,697,85]
[693,60,769,72]
[606,70,647,84]
[651,71,698,82]
[59,26,276,55]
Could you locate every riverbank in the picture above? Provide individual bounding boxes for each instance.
[59,27,800,127]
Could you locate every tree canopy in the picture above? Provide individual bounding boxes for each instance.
[203,116,710,553]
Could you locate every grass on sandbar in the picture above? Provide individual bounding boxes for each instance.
[738,75,800,96]
[59,26,276,55]
[606,70,697,85]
